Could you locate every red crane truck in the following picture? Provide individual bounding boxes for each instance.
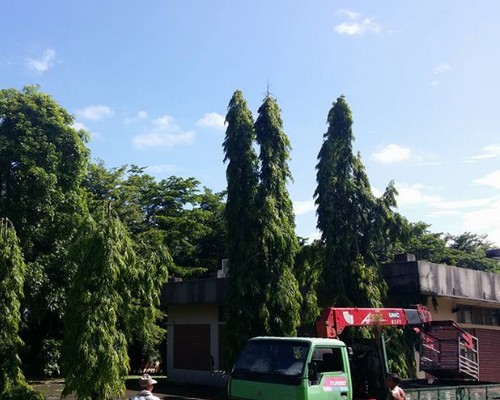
[228,305,500,400]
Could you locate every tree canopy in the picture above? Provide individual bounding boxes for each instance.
[0,85,89,376]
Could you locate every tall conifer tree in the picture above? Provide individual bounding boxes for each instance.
[0,218,26,393]
[223,90,261,364]
[254,94,301,336]
[315,96,388,307]
[62,208,134,400]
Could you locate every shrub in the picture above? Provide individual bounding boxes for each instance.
[0,385,45,400]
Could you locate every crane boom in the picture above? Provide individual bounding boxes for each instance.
[316,305,432,338]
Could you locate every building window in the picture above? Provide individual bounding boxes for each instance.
[457,305,500,327]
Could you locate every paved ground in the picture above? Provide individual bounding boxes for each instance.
[31,379,224,400]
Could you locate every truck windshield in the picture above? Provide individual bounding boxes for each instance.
[232,339,310,385]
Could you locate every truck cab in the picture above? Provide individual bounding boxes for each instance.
[228,337,352,400]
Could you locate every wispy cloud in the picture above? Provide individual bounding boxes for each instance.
[124,110,148,124]
[133,115,195,149]
[196,112,226,132]
[394,183,442,207]
[372,144,411,164]
[334,9,382,36]
[72,121,88,131]
[293,200,316,215]
[430,62,452,87]
[146,164,181,174]
[434,63,452,74]
[474,170,500,189]
[465,144,500,163]
[393,180,500,246]
[462,198,500,246]
[77,105,115,121]
[25,49,56,74]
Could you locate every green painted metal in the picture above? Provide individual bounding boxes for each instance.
[405,384,500,400]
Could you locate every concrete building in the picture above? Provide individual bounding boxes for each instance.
[162,277,228,386]
[162,255,500,385]
[382,254,500,382]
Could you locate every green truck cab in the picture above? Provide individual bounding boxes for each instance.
[228,337,353,400]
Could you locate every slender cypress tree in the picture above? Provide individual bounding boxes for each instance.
[0,218,26,393]
[315,96,386,307]
[254,94,301,336]
[223,90,261,364]
[62,207,134,400]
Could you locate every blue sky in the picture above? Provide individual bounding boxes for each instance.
[2,1,500,246]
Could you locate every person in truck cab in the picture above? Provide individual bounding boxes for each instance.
[386,373,406,400]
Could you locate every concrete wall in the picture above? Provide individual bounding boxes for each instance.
[166,304,228,387]
[382,259,500,303]
[162,278,228,305]
[417,261,500,302]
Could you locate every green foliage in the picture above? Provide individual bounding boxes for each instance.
[315,96,391,308]
[0,219,26,392]
[387,223,500,273]
[294,241,323,325]
[255,95,301,336]
[62,209,133,399]
[0,385,45,400]
[83,163,225,277]
[385,329,418,379]
[40,339,60,378]
[0,86,89,376]
[223,90,260,364]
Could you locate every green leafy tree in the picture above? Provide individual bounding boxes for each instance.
[315,96,391,307]
[255,94,301,336]
[0,219,26,393]
[0,86,88,375]
[222,90,260,363]
[398,224,500,273]
[83,163,225,278]
[62,208,133,400]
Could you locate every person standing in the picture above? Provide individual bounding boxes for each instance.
[130,374,161,400]
[386,373,406,400]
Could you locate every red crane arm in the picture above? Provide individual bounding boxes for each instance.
[316,305,433,338]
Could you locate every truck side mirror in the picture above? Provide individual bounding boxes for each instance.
[308,361,318,383]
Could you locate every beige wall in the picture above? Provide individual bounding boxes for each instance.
[426,296,500,331]
[167,304,228,387]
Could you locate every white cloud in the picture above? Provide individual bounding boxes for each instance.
[25,49,56,74]
[372,144,411,164]
[77,105,115,121]
[196,112,226,132]
[305,230,322,244]
[146,164,181,174]
[72,121,88,131]
[394,183,442,207]
[434,63,452,74]
[394,180,500,246]
[334,10,381,36]
[124,110,148,124]
[474,170,500,189]
[466,144,500,162]
[335,9,361,20]
[430,80,440,87]
[293,200,316,215]
[462,198,500,246]
[133,114,195,149]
